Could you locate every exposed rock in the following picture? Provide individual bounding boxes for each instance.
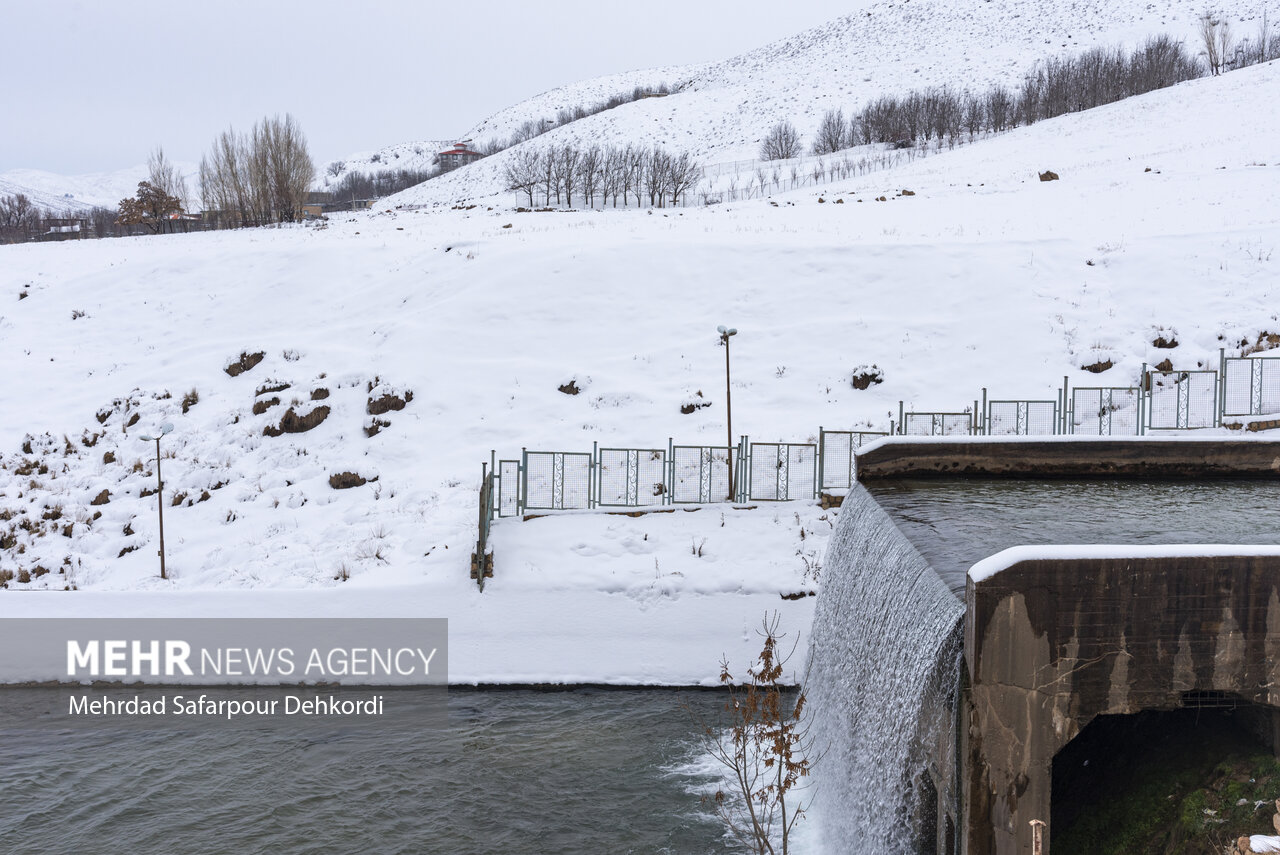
[329,472,370,489]
[367,390,413,415]
[224,351,266,377]
[263,406,330,437]
[1039,170,1059,181]
[252,396,280,415]
[90,489,110,506]
[851,365,885,390]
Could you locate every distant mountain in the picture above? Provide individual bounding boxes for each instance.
[0,163,199,214]
[375,0,1275,206]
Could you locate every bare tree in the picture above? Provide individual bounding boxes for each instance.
[539,149,558,205]
[644,147,669,206]
[666,151,700,206]
[147,147,190,219]
[198,114,314,227]
[553,145,581,207]
[578,146,601,207]
[812,109,846,155]
[620,144,644,207]
[963,93,985,141]
[1200,10,1228,74]
[600,147,621,207]
[759,121,801,161]
[503,148,541,206]
[695,613,816,855]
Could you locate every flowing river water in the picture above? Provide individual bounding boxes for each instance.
[0,687,738,855]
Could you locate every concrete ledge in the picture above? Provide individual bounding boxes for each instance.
[855,437,1280,479]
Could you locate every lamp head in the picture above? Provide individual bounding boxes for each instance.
[139,423,174,442]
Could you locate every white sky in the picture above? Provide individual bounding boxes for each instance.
[3,0,865,175]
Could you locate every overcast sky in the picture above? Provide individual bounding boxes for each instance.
[3,0,865,175]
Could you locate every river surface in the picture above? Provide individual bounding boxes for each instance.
[0,687,736,855]
[868,478,1280,595]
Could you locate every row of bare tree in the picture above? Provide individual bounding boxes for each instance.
[490,82,675,153]
[328,167,437,204]
[503,144,700,208]
[198,114,315,227]
[793,34,1206,157]
[1200,9,1279,75]
[0,194,162,244]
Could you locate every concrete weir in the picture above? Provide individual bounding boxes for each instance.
[825,437,1280,855]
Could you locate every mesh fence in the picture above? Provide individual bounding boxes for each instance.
[671,446,731,504]
[818,430,889,490]
[1069,388,1140,435]
[1223,357,1280,417]
[902,412,973,436]
[523,451,592,510]
[598,448,667,507]
[986,400,1059,436]
[1145,371,1219,430]
[497,459,521,517]
[748,443,817,501]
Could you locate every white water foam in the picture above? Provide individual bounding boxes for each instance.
[806,487,965,854]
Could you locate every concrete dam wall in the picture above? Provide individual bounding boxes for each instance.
[809,438,1280,855]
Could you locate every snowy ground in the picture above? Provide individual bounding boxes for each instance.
[2,21,1279,684]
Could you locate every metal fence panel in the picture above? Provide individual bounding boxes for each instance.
[902,412,973,436]
[818,430,889,491]
[1069,388,1140,435]
[986,400,1059,436]
[598,448,667,507]
[1145,370,1219,430]
[1223,357,1280,417]
[497,459,520,517]
[522,451,592,510]
[671,446,731,504]
[748,443,817,501]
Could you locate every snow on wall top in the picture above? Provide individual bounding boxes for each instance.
[969,545,1280,583]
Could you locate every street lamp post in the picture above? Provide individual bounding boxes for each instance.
[717,325,738,502]
[139,423,173,580]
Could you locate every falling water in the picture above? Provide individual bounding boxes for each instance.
[806,486,965,855]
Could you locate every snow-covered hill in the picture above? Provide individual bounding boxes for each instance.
[2,3,1279,685]
[316,139,453,194]
[384,0,1278,206]
[2,56,1278,599]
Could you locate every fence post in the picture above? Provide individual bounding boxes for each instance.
[1062,376,1070,434]
[666,438,674,505]
[1218,347,1227,425]
[1139,364,1147,436]
[898,401,905,434]
[520,447,527,515]
[473,462,490,592]
[981,387,988,435]
[590,441,598,509]
[817,426,825,495]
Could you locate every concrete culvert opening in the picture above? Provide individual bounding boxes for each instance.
[1050,695,1280,855]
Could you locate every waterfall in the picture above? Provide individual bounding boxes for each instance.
[807,486,965,855]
